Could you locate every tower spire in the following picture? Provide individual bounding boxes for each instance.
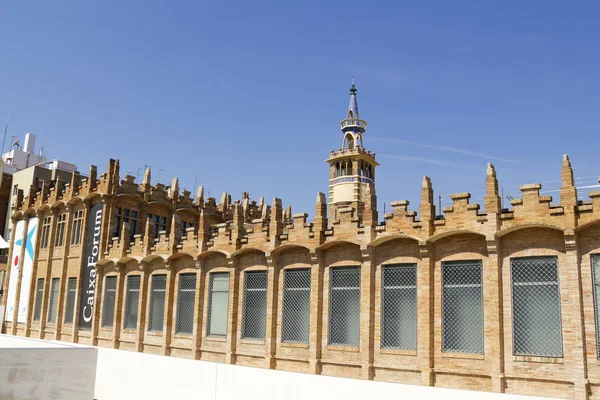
[348,77,359,119]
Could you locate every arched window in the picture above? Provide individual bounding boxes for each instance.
[334,162,340,177]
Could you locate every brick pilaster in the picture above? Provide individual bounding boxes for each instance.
[418,242,434,386]
[308,250,323,374]
[360,246,375,380]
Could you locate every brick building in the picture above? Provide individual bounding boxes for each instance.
[2,84,600,399]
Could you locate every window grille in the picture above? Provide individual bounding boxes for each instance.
[282,269,311,343]
[47,278,60,323]
[71,210,84,245]
[176,273,196,334]
[55,213,67,247]
[64,278,77,324]
[241,271,268,340]
[101,276,117,328]
[593,255,600,358]
[207,272,230,337]
[381,264,417,350]
[33,278,44,321]
[113,208,138,240]
[329,267,361,347]
[442,261,483,354]
[124,275,141,329]
[40,217,51,249]
[148,275,167,332]
[511,256,563,357]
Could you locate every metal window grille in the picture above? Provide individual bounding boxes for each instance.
[329,267,361,347]
[148,275,167,332]
[64,278,77,324]
[47,278,60,323]
[71,210,84,245]
[124,275,141,329]
[381,264,417,350]
[241,271,268,340]
[101,276,117,328]
[207,272,230,337]
[55,213,67,247]
[593,255,600,359]
[511,256,563,357]
[281,268,311,343]
[442,261,484,354]
[176,273,196,334]
[33,278,44,321]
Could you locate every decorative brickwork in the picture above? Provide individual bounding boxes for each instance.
[2,85,600,399]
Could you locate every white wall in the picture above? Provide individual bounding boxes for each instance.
[94,347,554,400]
[0,334,97,400]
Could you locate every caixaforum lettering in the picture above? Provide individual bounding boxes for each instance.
[79,203,103,329]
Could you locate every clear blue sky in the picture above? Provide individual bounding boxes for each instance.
[1,1,599,217]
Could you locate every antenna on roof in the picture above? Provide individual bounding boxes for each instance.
[1,111,9,156]
[158,168,166,183]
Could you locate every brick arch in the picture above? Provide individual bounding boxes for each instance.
[276,246,312,269]
[201,251,229,272]
[320,241,362,268]
[427,229,486,244]
[373,236,421,266]
[575,218,600,234]
[496,223,564,238]
[433,232,488,263]
[499,226,566,257]
[235,249,268,271]
[168,252,196,273]
[368,233,422,248]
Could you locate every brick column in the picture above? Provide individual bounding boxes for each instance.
[112,262,125,348]
[90,260,104,346]
[564,231,589,400]
[418,242,434,386]
[162,262,174,356]
[486,237,505,392]
[135,262,149,352]
[25,213,43,338]
[39,209,59,339]
[193,259,205,359]
[308,250,323,374]
[72,199,91,343]
[55,204,75,340]
[1,217,18,312]
[10,215,30,336]
[225,256,239,364]
[264,253,279,369]
[360,246,375,380]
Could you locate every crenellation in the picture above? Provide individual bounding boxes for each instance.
[5,85,600,400]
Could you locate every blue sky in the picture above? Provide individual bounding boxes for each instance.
[1,1,599,217]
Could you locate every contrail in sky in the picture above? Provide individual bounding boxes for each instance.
[378,154,458,166]
[370,136,518,163]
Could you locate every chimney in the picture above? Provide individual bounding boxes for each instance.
[24,133,36,153]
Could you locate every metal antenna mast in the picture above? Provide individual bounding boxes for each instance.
[158,168,166,183]
[1,111,9,156]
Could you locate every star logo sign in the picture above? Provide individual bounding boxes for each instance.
[15,225,36,261]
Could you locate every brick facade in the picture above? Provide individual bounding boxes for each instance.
[0,153,598,399]
[2,86,600,398]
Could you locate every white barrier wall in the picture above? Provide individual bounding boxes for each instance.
[95,347,555,400]
[0,334,97,400]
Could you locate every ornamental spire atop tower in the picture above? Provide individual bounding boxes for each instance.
[340,77,367,149]
[348,76,359,119]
